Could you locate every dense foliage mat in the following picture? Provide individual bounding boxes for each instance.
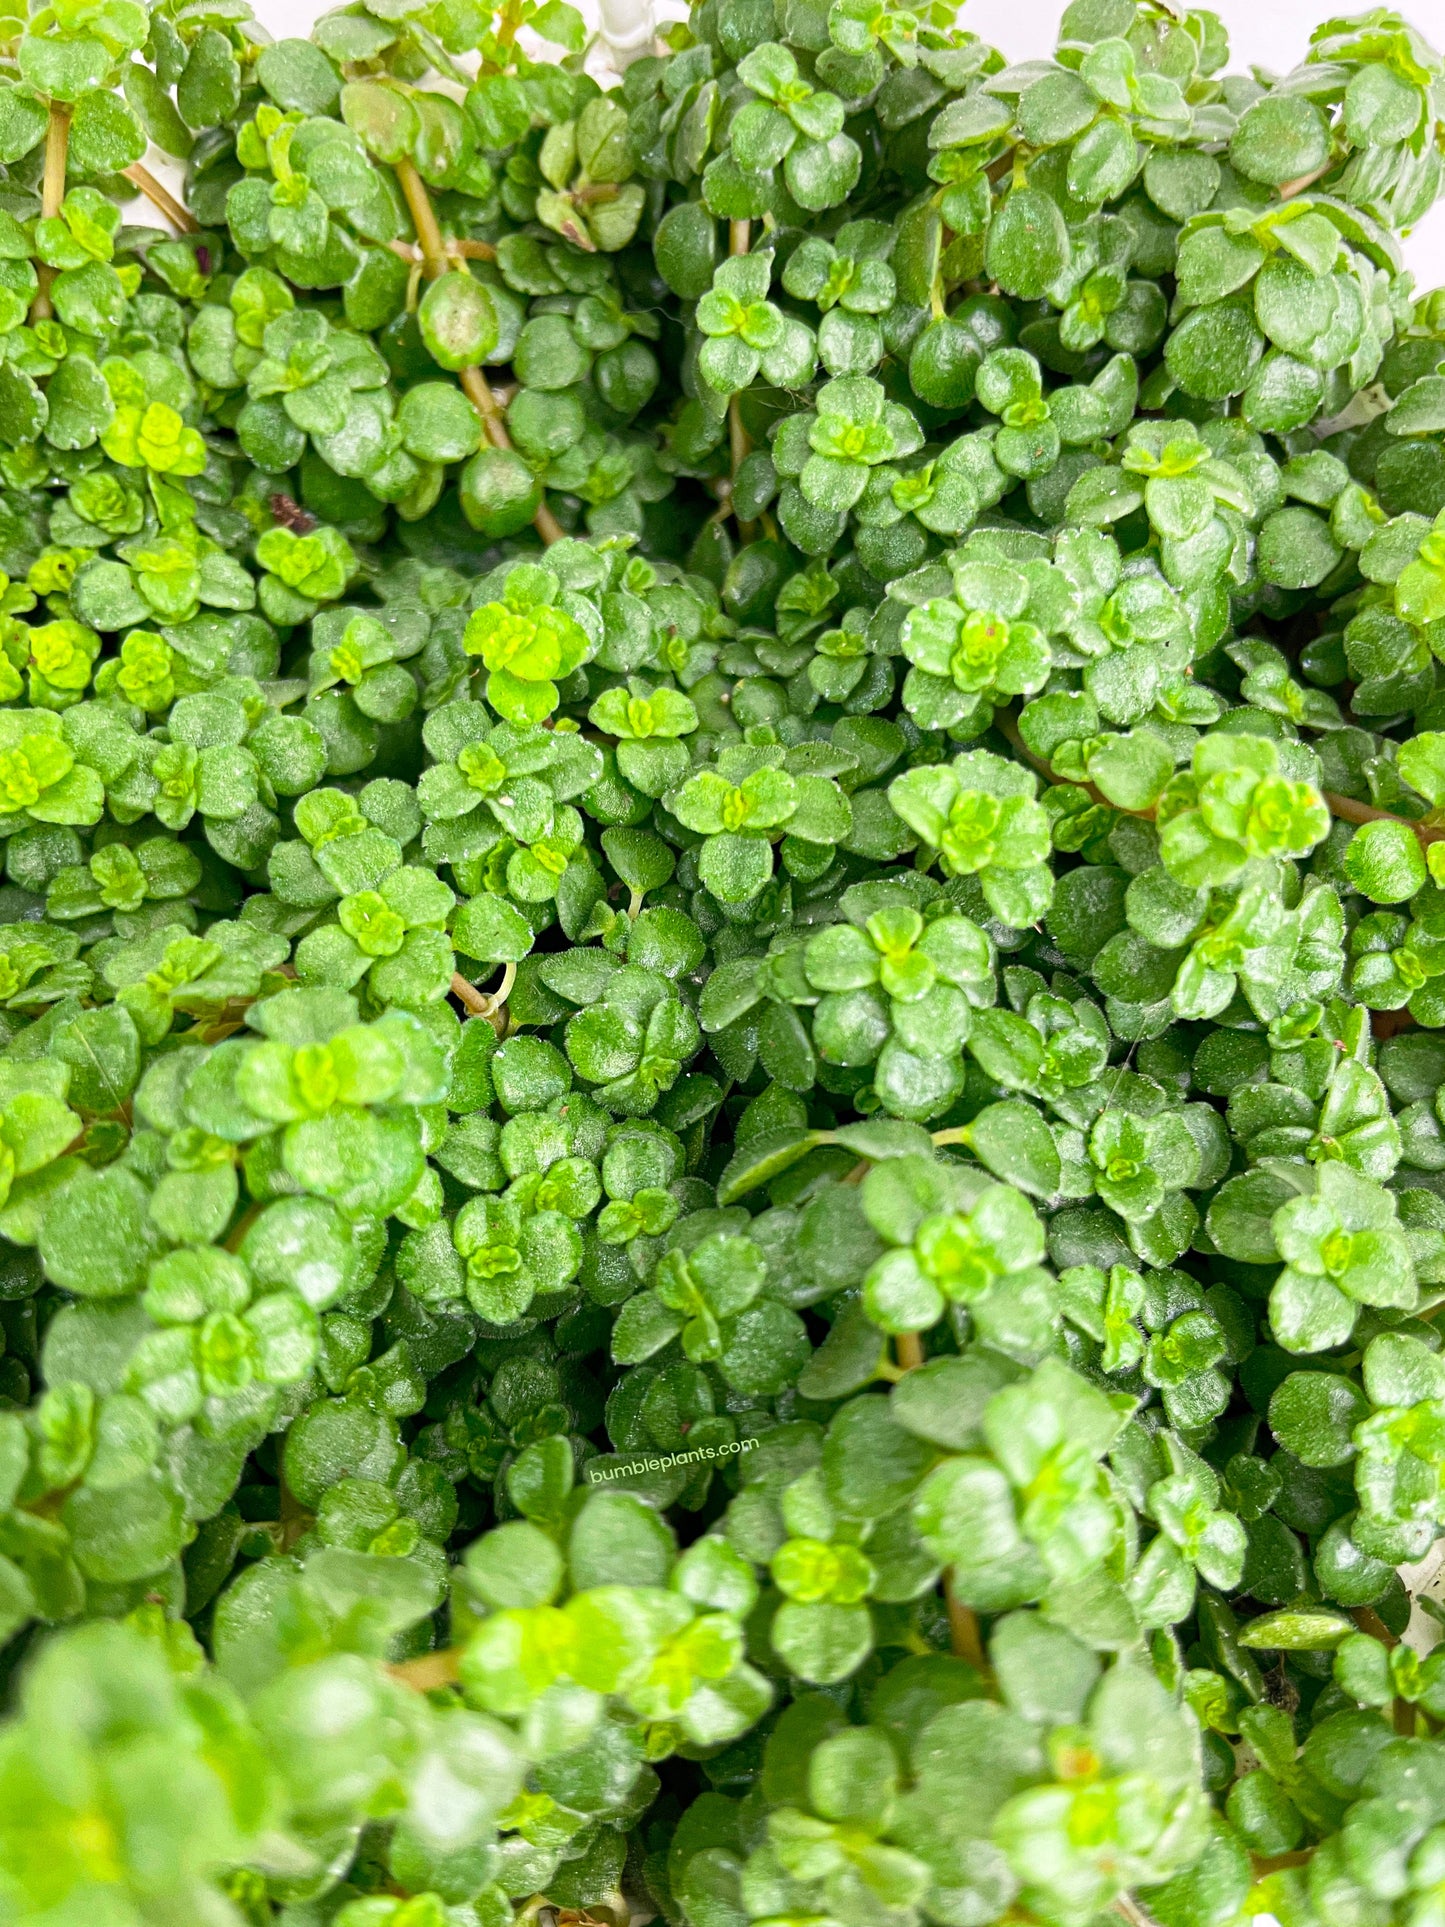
[4,0,1445,1923]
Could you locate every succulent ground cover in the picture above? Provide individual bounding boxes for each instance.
[5,0,1445,1924]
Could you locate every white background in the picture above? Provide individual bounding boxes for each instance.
[230,0,1445,293]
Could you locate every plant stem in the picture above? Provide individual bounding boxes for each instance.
[1115,1894,1156,1927]
[40,104,68,220]
[726,219,757,537]
[1279,160,1334,200]
[394,157,562,544]
[451,971,489,1017]
[1252,1849,1314,1877]
[396,156,447,277]
[728,389,751,484]
[1352,1604,1396,1645]
[124,162,198,234]
[31,101,70,323]
[278,1478,313,1551]
[945,1575,985,1669]
[1350,1600,1416,1729]
[460,358,565,543]
[997,705,1445,850]
[388,1646,462,1691]
[456,362,516,448]
[224,1201,262,1255]
[1324,787,1445,845]
[896,1332,924,1371]
[386,235,496,265]
[995,708,1146,819]
[451,961,516,1038]
[483,959,517,1016]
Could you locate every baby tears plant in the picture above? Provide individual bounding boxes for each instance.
[0,0,1443,1924]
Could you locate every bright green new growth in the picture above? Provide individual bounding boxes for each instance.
[0,0,1443,1923]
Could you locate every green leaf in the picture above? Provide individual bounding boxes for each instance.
[1237,1609,1355,1651]
[985,188,1070,301]
[1344,818,1427,903]
[1229,94,1330,189]
[717,1128,825,1203]
[68,91,146,173]
[963,1101,1060,1197]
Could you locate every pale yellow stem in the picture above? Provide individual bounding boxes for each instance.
[946,1579,985,1669]
[124,162,198,234]
[30,103,70,322]
[1279,160,1333,200]
[388,1647,461,1691]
